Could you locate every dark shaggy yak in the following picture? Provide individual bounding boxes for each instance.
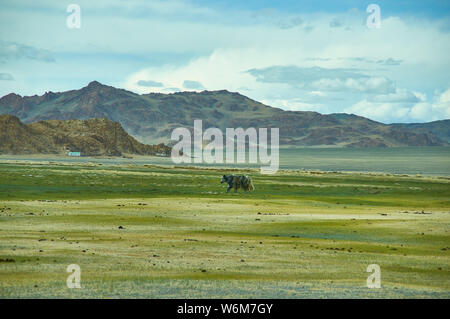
[220,174,255,193]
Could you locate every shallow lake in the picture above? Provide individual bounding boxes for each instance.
[1,147,449,176]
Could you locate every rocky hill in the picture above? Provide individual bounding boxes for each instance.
[0,114,171,156]
[0,81,448,147]
[392,120,450,143]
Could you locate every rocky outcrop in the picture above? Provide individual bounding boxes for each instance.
[0,115,171,156]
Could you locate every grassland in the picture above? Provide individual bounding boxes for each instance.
[0,160,449,298]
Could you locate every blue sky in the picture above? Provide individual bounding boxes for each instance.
[0,0,449,123]
[195,0,450,18]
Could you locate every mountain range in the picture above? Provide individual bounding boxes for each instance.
[0,81,448,148]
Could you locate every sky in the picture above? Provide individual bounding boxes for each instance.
[0,0,449,123]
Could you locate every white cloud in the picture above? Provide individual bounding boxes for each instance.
[368,88,420,103]
[0,73,14,81]
[118,10,450,122]
[345,88,450,123]
[183,80,205,90]
[345,99,409,122]
[309,76,394,94]
[434,88,450,118]
[0,40,55,63]
[246,65,395,93]
[136,80,164,87]
[264,98,330,113]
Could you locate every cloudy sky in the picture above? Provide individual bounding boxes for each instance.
[1,0,449,123]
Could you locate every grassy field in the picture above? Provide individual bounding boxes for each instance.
[0,160,449,298]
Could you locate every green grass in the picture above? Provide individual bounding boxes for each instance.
[0,161,449,298]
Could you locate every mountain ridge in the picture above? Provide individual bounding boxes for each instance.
[0,114,171,156]
[0,81,448,148]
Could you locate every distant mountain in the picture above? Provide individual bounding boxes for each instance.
[392,120,450,143]
[0,114,171,156]
[0,81,448,148]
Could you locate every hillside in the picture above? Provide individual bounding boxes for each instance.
[0,115,171,156]
[392,120,450,143]
[0,81,448,147]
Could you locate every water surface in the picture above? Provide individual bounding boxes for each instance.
[1,147,449,176]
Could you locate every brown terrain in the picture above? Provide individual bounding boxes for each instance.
[0,114,171,156]
[0,81,448,149]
